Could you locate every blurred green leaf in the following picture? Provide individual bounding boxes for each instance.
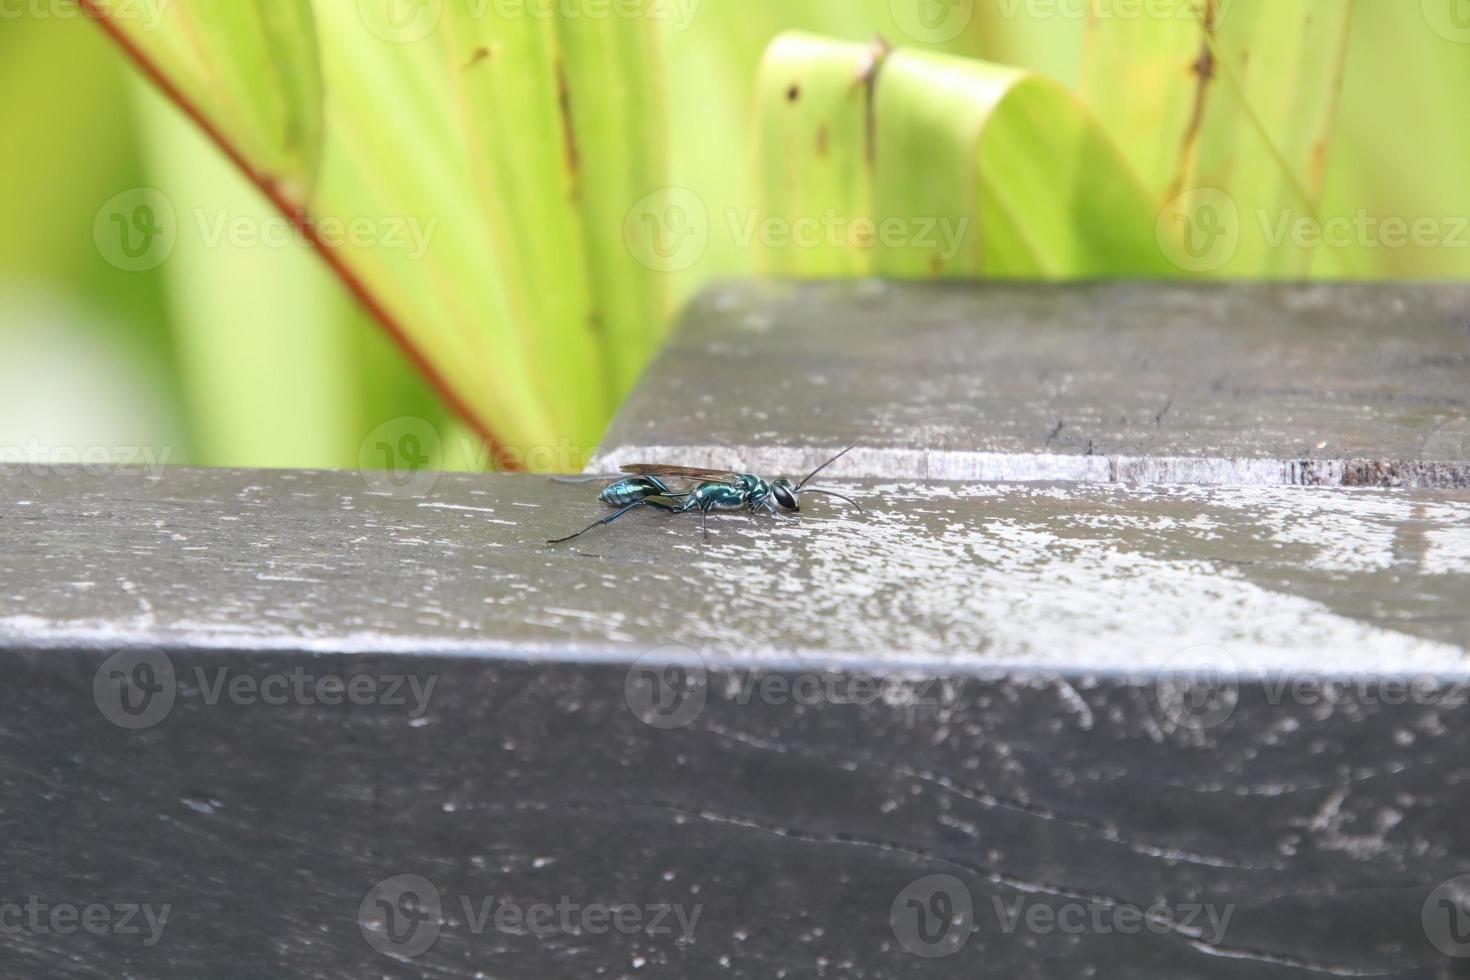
[755,34,880,277]
[0,14,188,457]
[757,34,1172,278]
[82,0,670,468]
[47,0,1465,475]
[1315,2,1470,279]
[136,80,423,469]
[87,0,324,197]
[1078,0,1355,276]
[554,14,670,395]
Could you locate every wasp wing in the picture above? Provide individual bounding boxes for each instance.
[620,463,743,487]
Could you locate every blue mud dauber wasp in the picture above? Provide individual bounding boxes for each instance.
[547,445,863,545]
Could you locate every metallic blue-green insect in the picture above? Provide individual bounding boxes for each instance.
[548,445,862,545]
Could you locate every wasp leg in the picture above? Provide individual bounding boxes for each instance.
[547,501,648,545]
[752,497,797,525]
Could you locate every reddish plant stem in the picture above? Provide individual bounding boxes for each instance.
[77,0,522,472]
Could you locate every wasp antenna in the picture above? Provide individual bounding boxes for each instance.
[803,487,864,514]
[796,444,858,490]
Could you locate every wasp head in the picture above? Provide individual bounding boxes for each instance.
[770,478,800,512]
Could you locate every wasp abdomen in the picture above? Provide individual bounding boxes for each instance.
[599,476,670,507]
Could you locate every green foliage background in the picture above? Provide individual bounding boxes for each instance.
[0,1,1466,473]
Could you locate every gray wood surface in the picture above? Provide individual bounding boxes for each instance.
[2,467,1469,978]
[596,281,1470,488]
[4,467,1469,663]
[5,281,1470,978]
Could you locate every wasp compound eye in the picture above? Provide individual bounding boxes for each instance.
[772,483,799,511]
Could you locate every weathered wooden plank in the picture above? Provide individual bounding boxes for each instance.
[1,468,1468,976]
[596,281,1470,488]
[5,649,1469,979]
[3,467,1468,660]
